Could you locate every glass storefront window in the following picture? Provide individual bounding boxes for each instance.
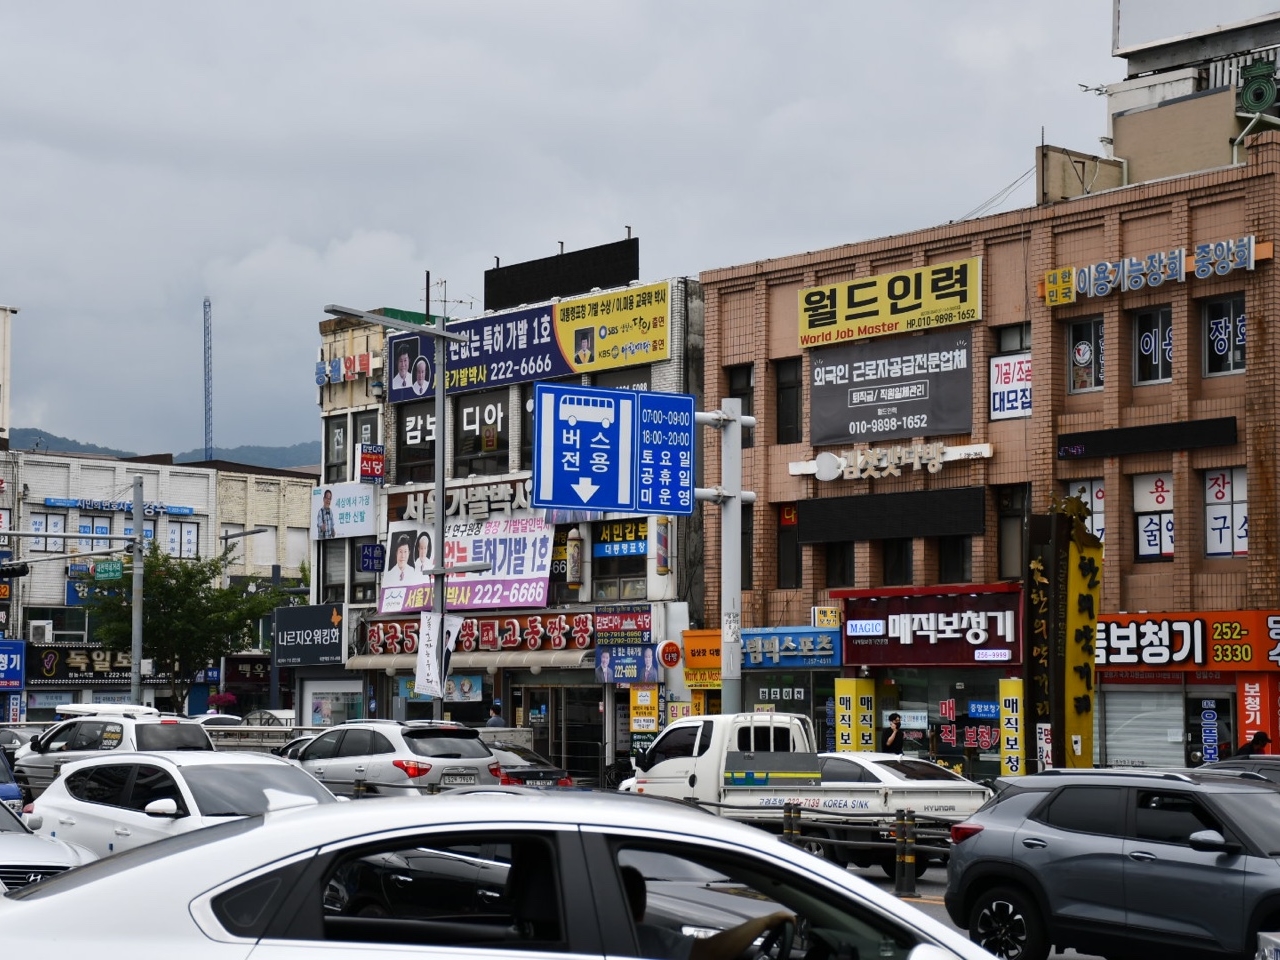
[878,667,1005,781]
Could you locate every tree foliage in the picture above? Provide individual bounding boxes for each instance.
[88,541,285,712]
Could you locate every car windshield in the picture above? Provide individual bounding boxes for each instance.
[1211,790,1280,853]
[134,723,214,751]
[0,759,13,784]
[0,803,29,834]
[404,733,491,759]
[183,765,336,816]
[875,759,969,782]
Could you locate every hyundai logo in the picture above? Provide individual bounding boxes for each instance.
[25,873,43,885]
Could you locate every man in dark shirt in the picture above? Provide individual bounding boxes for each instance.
[882,713,905,754]
[1235,730,1271,757]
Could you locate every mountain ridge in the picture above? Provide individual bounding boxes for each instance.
[9,428,321,470]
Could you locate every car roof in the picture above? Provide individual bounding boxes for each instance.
[819,752,913,762]
[1009,767,1280,791]
[57,751,294,773]
[53,705,160,718]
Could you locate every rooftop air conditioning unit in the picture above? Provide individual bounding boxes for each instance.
[30,620,53,644]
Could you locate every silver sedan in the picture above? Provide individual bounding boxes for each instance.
[0,787,994,959]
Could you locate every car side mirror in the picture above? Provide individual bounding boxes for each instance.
[1188,829,1240,854]
[24,814,42,832]
[634,750,651,773]
[143,798,180,818]
[29,737,44,755]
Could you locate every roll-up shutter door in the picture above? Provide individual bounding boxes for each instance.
[1101,686,1184,768]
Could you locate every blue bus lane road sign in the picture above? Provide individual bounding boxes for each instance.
[532,383,695,516]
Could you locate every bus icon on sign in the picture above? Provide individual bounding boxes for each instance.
[560,394,614,427]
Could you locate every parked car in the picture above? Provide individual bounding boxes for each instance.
[945,767,1280,960]
[190,713,243,728]
[0,729,33,767]
[297,719,500,796]
[1200,754,1280,784]
[14,713,215,803]
[0,753,22,815]
[29,751,336,858]
[488,741,573,787]
[0,787,993,958]
[272,734,317,761]
[0,800,95,892]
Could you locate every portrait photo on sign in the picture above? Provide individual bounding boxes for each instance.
[384,526,421,585]
[574,327,594,365]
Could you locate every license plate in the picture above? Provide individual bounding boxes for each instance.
[526,779,554,788]
[442,774,475,786]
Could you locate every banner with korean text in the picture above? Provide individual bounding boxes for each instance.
[999,678,1024,777]
[798,256,981,348]
[833,677,875,752]
[378,513,553,614]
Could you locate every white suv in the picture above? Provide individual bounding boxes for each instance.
[14,713,214,802]
[297,719,500,796]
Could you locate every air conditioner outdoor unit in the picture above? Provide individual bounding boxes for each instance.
[30,620,53,644]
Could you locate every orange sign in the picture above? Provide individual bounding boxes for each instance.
[1097,610,1280,672]
[681,629,721,668]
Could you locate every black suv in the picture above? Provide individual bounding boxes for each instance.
[945,768,1280,960]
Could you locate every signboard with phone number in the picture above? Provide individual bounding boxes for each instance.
[1096,610,1280,670]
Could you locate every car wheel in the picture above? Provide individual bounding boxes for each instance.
[968,885,1047,960]
[798,830,831,861]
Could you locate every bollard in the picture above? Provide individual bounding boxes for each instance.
[893,809,907,896]
[782,803,792,843]
[900,811,918,898]
[353,778,366,799]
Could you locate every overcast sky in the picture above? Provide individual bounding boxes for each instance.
[0,2,1122,454]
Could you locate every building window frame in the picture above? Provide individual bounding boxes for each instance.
[1204,467,1247,558]
[1133,305,1173,385]
[775,358,802,445]
[166,521,200,559]
[937,535,971,584]
[324,415,348,484]
[1067,317,1104,394]
[997,322,1032,353]
[1202,295,1246,377]
[395,399,437,485]
[996,485,1027,580]
[28,512,66,553]
[883,538,912,586]
[320,538,345,604]
[76,515,112,552]
[453,389,510,478]
[727,364,755,449]
[826,542,855,588]
[1134,472,1174,562]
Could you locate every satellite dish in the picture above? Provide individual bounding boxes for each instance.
[814,452,847,482]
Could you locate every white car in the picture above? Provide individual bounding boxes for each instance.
[0,788,993,959]
[190,713,243,728]
[0,802,95,892]
[29,751,337,858]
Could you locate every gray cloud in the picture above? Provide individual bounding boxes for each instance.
[0,0,1118,452]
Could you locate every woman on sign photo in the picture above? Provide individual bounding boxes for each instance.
[386,532,418,584]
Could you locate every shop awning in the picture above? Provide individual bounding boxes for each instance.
[346,649,592,672]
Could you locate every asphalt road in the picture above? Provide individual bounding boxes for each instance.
[845,862,1107,960]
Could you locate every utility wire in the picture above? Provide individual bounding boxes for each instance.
[956,166,1036,222]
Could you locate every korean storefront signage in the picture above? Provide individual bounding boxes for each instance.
[386,282,671,405]
[1042,235,1256,305]
[1096,610,1280,671]
[0,640,23,689]
[740,627,840,669]
[833,677,875,752]
[594,519,649,557]
[999,678,1024,776]
[842,588,1021,666]
[363,611,596,655]
[595,605,652,644]
[681,628,722,689]
[809,328,972,446]
[43,497,194,516]
[312,482,376,541]
[1063,537,1101,768]
[798,256,981,348]
[595,645,660,684]
[1236,675,1280,752]
[315,351,373,385]
[274,605,345,668]
[379,513,554,614]
[358,443,386,485]
[26,645,132,686]
[990,352,1031,420]
[630,685,660,732]
[938,697,1001,753]
[403,480,533,523]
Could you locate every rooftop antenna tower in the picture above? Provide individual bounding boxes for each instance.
[203,297,213,461]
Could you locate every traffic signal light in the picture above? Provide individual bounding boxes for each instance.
[0,562,31,578]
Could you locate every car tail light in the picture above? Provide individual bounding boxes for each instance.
[488,761,502,779]
[951,823,984,844]
[556,776,574,787]
[160,719,178,724]
[499,774,521,785]
[393,759,432,779]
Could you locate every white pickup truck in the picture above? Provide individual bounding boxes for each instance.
[629,712,991,875]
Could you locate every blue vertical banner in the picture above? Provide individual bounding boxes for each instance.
[0,640,24,690]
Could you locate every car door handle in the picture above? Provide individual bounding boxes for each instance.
[114,827,132,837]
[353,765,366,773]
[390,874,413,887]
[1022,838,1048,849]
[58,816,75,826]
[1128,851,1156,862]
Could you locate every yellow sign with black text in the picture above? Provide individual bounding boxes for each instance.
[556,281,670,372]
